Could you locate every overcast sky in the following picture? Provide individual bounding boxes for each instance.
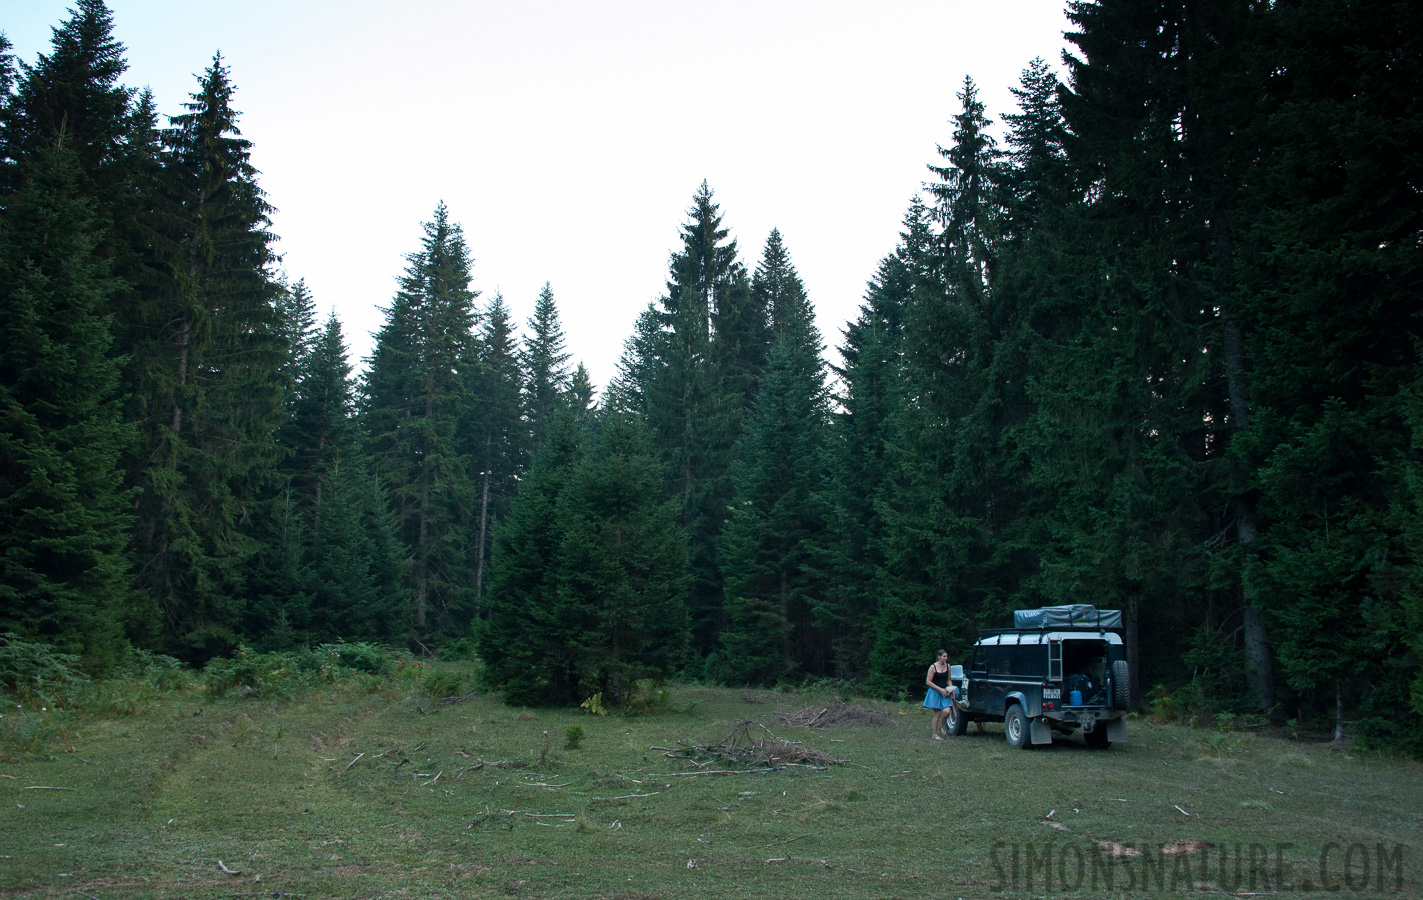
[8,0,1073,393]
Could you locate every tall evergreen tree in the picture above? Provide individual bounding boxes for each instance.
[721,234,832,683]
[480,409,689,705]
[641,182,757,653]
[479,409,584,702]
[0,0,132,204]
[1230,0,1422,737]
[363,202,479,635]
[822,248,912,679]
[568,362,596,419]
[867,84,1008,697]
[606,303,661,414]
[467,292,525,612]
[275,277,318,404]
[554,411,690,702]
[0,141,135,664]
[523,281,571,449]
[125,55,285,660]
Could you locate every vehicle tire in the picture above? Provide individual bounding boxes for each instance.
[1084,726,1111,749]
[945,702,967,736]
[1005,704,1031,749]
[1110,660,1132,710]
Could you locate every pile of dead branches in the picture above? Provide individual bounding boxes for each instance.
[775,703,898,729]
[652,721,846,775]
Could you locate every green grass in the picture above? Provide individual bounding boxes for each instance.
[1,675,1419,898]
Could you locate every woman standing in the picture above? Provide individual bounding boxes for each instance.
[923,649,956,739]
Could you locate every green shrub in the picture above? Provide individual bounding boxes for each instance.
[0,633,86,694]
[622,679,671,714]
[564,723,585,749]
[324,642,396,675]
[421,666,469,698]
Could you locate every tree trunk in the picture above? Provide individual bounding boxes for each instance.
[171,318,189,434]
[1334,683,1345,742]
[1225,311,1275,711]
[474,432,492,615]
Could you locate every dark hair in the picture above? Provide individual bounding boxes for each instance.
[937,649,948,657]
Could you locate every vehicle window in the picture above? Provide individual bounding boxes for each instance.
[986,648,1010,675]
[971,647,987,673]
[1014,645,1047,678]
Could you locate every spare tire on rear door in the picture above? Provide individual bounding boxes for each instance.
[1110,659,1131,711]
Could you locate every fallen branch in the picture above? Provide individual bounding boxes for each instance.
[342,753,365,772]
[217,860,241,876]
[421,771,443,787]
[64,750,93,765]
[761,832,820,848]
[22,786,76,791]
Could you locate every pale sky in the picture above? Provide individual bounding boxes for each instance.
[7,0,1074,393]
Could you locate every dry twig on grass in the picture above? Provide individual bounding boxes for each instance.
[655,721,847,774]
[775,703,898,729]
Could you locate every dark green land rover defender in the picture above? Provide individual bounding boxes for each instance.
[946,605,1130,749]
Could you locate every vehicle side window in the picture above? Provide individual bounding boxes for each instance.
[987,648,1010,675]
[971,647,987,673]
[1017,646,1047,678]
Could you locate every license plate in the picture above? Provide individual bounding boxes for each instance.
[1042,688,1061,699]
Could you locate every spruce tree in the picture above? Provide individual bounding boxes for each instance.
[642,182,756,653]
[1231,0,1422,735]
[822,250,911,679]
[568,362,596,419]
[255,312,408,645]
[867,84,1008,697]
[0,0,132,205]
[523,282,572,449]
[275,277,319,404]
[0,141,135,664]
[468,292,525,612]
[363,203,479,635]
[720,233,832,684]
[480,409,689,705]
[555,411,690,703]
[479,409,584,702]
[126,55,285,660]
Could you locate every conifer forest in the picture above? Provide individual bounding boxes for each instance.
[2,1,1420,750]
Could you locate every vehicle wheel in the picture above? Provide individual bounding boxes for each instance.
[945,702,967,736]
[1084,726,1111,749]
[1005,704,1031,749]
[1111,660,1132,710]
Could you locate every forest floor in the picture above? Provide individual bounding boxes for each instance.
[0,675,1419,898]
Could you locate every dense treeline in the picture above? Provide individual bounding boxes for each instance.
[1,1,1418,747]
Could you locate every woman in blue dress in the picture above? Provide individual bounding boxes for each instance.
[923,649,957,739]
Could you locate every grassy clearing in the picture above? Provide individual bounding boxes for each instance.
[0,673,1419,898]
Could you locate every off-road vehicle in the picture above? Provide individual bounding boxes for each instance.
[946,605,1130,749]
